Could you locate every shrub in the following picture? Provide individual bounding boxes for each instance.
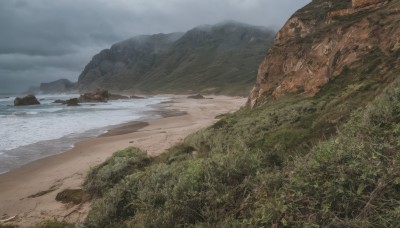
[83,147,151,196]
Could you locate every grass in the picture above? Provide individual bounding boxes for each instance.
[252,85,400,227]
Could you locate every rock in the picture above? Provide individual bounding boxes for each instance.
[14,95,40,106]
[55,189,90,205]
[65,98,79,106]
[54,98,80,106]
[130,95,145,99]
[109,93,130,100]
[188,94,205,99]
[53,99,65,104]
[79,88,109,103]
[352,0,387,8]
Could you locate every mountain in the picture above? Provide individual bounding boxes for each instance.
[78,21,275,95]
[39,79,76,94]
[81,1,400,227]
[78,33,184,92]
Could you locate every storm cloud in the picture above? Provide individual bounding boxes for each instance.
[0,0,310,93]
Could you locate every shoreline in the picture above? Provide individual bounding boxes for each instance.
[0,94,169,175]
[0,95,246,226]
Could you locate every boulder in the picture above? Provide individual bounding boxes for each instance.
[54,99,65,104]
[130,95,145,99]
[14,95,40,106]
[79,88,109,103]
[65,98,79,106]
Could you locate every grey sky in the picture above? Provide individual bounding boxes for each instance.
[0,0,310,93]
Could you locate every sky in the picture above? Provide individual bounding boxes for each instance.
[0,0,310,94]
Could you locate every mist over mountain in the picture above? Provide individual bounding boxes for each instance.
[78,21,275,95]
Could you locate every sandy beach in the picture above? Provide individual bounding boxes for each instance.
[0,95,246,227]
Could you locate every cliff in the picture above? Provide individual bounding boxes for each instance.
[78,21,275,95]
[248,0,399,106]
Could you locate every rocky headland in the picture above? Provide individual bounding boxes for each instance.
[248,0,399,106]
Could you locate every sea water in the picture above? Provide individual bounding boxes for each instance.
[0,94,168,174]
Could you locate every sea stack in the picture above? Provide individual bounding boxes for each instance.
[14,95,40,106]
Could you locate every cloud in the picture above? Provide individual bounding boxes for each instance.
[0,0,310,93]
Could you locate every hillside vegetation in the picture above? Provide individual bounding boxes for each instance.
[83,62,400,227]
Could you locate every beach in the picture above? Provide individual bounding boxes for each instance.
[0,95,246,226]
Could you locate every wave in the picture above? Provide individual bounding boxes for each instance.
[11,111,39,116]
[0,96,169,152]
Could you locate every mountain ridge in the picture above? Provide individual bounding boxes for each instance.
[77,21,275,96]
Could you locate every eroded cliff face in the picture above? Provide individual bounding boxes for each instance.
[248,0,400,107]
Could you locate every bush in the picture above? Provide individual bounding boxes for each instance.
[83,147,152,197]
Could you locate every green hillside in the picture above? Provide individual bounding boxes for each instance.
[83,65,400,227]
[78,21,275,96]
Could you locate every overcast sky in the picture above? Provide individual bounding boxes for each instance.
[0,0,310,94]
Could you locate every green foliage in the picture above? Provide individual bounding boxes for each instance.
[83,147,152,196]
[249,85,400,227]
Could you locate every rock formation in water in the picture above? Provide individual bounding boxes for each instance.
[65,98,80,106]
[79,88,109,103]
[14,95,40,106]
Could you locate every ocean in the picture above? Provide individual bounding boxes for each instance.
[0,94,168,174]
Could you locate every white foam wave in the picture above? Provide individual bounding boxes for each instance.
[0,96,168,152]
